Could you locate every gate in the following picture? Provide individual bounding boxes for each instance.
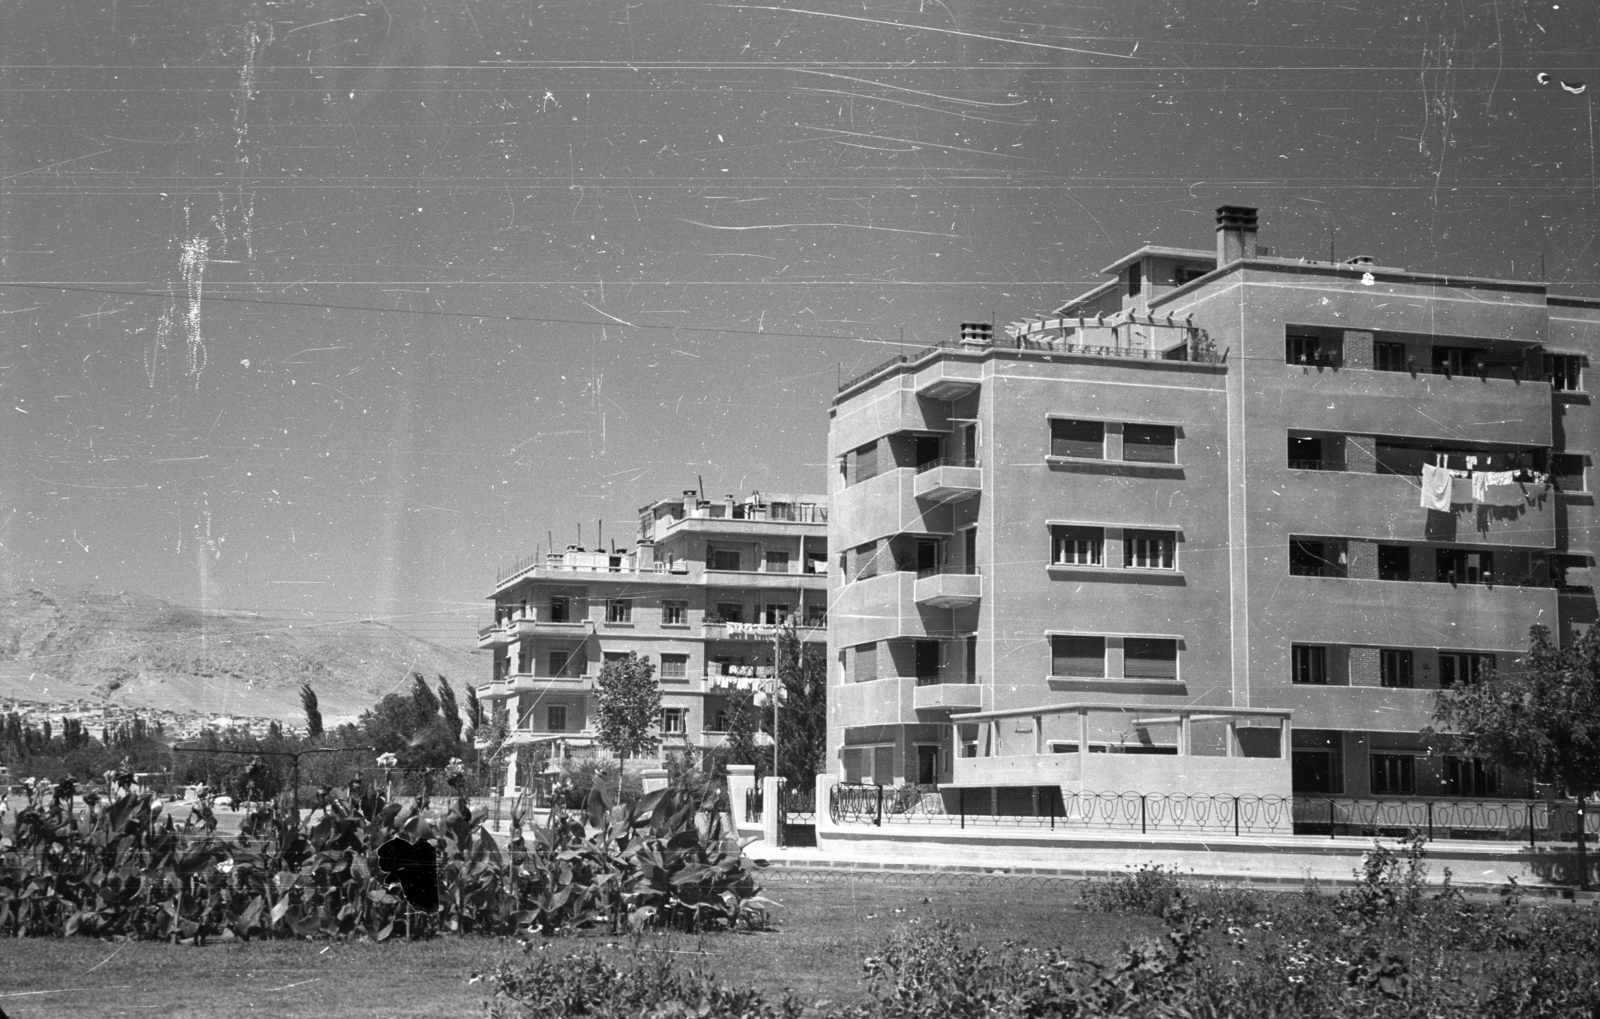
[778,781,817,848]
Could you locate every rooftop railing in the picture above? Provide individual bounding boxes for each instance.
[836,320,1219,394]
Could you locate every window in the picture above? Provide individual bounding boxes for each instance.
[546,705,568,732]
[714,602,743,624]
[1375,340,1408,372]
[605,599,632,624]
[853,642,878,683]
[550,596,571,623]
[850,441,880,485]
[1292,749,1342,793]
[1051,635,1105,677]
[1552,453,1586,492]
[1431,345,1479,377]
[1123,423,1177,464]
[805,551,828,574]
[1291,645,1328,685]
[762,603,790,625]
[1546,353,1584,392]
[1370,754,1416,795]
[1287,433,1325,470]
[660,708,687,734]
[1175,265,1208,286]
[1378,545,1410,582]
[707,547,741,571]
[660,654,688,680]
[1380,649,1414,689]
[661,600,687,626]
[914,640,941,681]
[764,551,790,574]
[712,709,730,732]
[1437,548,1493,585]
[1050,418,1104,459]
[548,647,585,678]
[1125,531,1176,570]
[1553,554,1594,591]
[1051,525,1104,566]
[1439,652,1495,689]
[1123,638,1178,680]
[1286,331,1341,366]
[1290,538,1344,577]
[1126,261,1142,297]
[1445,756,1501,797]
[803,603,827,627]
[516,639,532,674]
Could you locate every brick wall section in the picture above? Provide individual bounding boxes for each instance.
[1343,330,1375,369]
[1346,435,1377,473]
[1349,647,1382,686]
[1347,539,1379,580]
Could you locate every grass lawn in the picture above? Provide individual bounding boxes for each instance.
[0,873,1160,1018]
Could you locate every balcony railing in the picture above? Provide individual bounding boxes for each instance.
[1287,458,1348,472]
[915,456,978,474]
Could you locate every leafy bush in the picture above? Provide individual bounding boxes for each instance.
[0,777,766,941]
[483,948,807,1019]
[1080,863,1191,920]
[476,840,1600,1019]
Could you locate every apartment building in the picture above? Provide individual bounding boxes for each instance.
[827,205,1600,806]
[477,490,827,793]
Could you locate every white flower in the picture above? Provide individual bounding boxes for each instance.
[216,858,236,875]
[376,752,398,769]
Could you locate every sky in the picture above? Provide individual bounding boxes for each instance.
[1,0,1596,648]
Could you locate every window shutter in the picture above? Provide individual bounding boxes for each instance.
[1051,635,1105,677]
[1122,424,1176,463]
[1123,638,1178,679]
[1050,419,1104,459]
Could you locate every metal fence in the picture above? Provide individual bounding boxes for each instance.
[827,785,1600,843]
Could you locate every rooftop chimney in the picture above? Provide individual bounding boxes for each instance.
[1215,205,1259,265]
[959,322,994,348]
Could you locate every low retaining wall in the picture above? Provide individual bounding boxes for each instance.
[815,823,1596,890]
[811,775,1598,890]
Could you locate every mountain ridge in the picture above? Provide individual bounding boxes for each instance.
[0,587,483,722]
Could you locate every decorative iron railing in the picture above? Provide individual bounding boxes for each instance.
[825,786,1600,842]
[779,784,816,824]
[744,786,763,823]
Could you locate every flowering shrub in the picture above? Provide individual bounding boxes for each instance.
[0,779,766,941]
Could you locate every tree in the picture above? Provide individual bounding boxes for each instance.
[772,624,827,786]
[300,683,324,740]
[1433,624,1600,890]
[594,651,660,793]
[436,675,463,745]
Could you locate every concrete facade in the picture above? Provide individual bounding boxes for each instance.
[478,490,827,793]
[827,206,1600,805]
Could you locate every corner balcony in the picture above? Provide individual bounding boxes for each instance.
[475,679,517,701]
[913,680,982,714]
[913,458,982,503]
[477,615,591,649]
[914,359,982,401]
[914,566,982,607]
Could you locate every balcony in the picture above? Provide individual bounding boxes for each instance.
[914,566,982,607]
[1279,574,1556,651]
[475,679,517,701]
[1280,471,1555,549]
[913,681,982,713]
[914,360,982,401]
[478,615,591,648]
[948,702,1294,803]
[913,458,982,503]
